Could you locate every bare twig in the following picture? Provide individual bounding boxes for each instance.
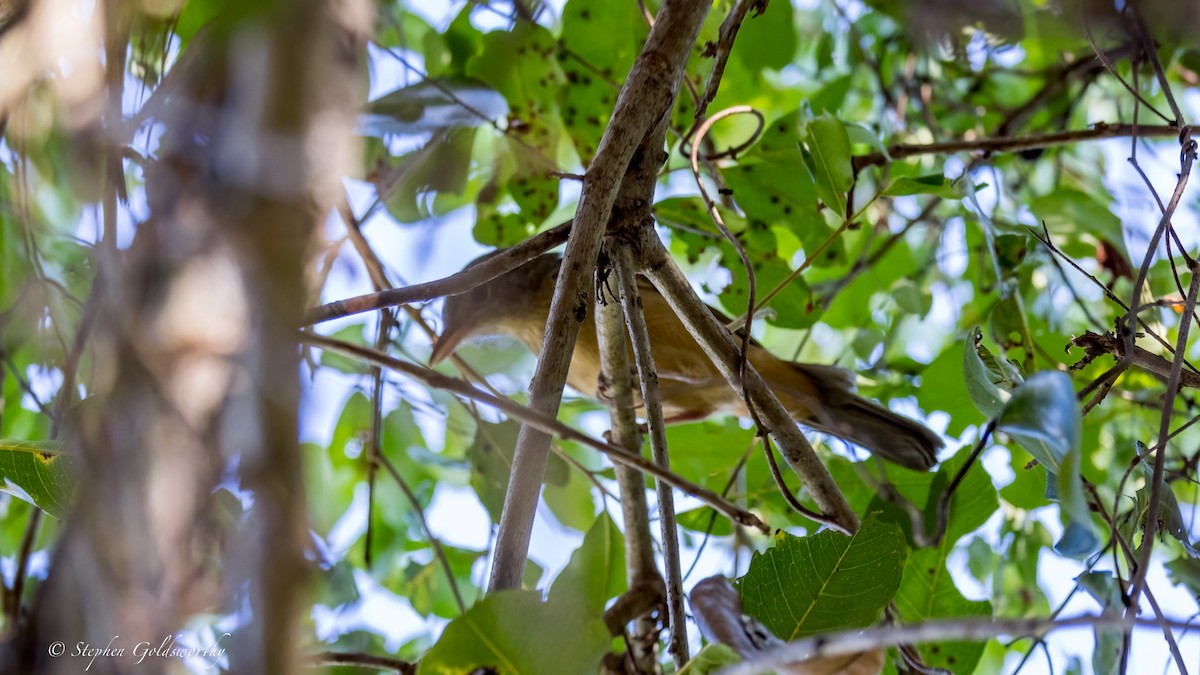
[594,246,662,671]
[612,245,688,665]
[715,614,1198,675]
[694,0,763,120]
[853,123,1184,170]
[304,219,572,325]
[309,651,415,673]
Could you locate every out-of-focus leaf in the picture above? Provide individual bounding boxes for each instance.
[363,78,508,135]
[1077,572,1123,675]
[1031,189,1127,258]
[731,0,796,71]
[318,324,369,374]
[468,420,569,523]
[402,546,483,619]
[417,590,608,674]
[882,174,962,199]
[1165,557,1200,598]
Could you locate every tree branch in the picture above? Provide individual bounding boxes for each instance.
[488,0,712,592]
[716,614,1198,675]
[612,245,689,666]
[594,246,663,671]
[853,123,1185,170]
[304,219,572,325]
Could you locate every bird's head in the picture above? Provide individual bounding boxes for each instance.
[430,253,561,365]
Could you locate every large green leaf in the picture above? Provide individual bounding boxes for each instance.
[548,512,626,614]
[735,514,907,640]
[0,439,76,519]
[997,371,1096,555]
[558,0,647,164]
[417,590,609,674]
[1076,572,1123,675]
[894,547,992,674]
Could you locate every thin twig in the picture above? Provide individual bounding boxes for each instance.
[376,453,467,615]
[305,219,573,325]
[853,123,1184,170]
[715,614,1199,675]
[612,245,688,666]
[303,334,768,533]
[308,651,415,673]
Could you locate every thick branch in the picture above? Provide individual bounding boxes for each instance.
[489,0,712,592]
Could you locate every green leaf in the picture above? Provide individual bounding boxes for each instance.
[725,111,846,267]
[895,548,992,674]
[0,439,76,519]
[997,371,1096,556]
[677,507,734,536]
[468,421,569,523]
[730,0,797,71]
[365,79,507,135]
[963,329,1019,418]
[559,0,647,164]
[1076,572,1123,675]
[718,254,820,330]
[736,514,907,640]
[542,466,598,532]
[892,279,932,317]
[882,174,962,199]
[679,643,741,674]
[318,324,370,374]
[382,129,479,223]
[417,590,609,674]
[549,513,625,614]
[888,448,997,672]
[467,22,564,224]
[804,114,853,217]
[402,547,483,619]
[1030,188,1126,257]
[1135,443,1199,557]
[1165,557,1200,598]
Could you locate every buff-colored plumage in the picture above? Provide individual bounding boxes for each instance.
[433,254,941,471]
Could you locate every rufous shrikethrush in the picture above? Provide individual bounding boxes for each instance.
[431,253,942,471]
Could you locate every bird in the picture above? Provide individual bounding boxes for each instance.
[430,253,942,471]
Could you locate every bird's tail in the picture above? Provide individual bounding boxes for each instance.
[773,363,943,471]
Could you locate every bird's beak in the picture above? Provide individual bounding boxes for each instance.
[430,325,468,365]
